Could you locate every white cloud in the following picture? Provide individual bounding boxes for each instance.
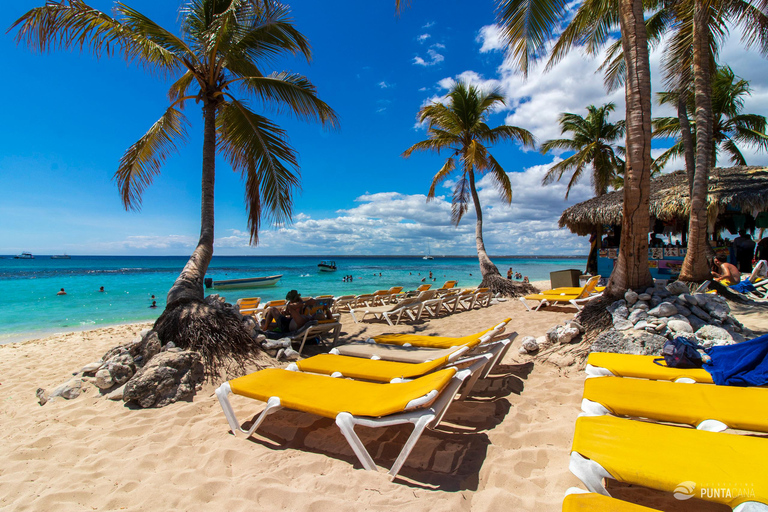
[417,33,430,43]
[477,25,505,53]
[432,43,445,49]
[90,234,197,252]
[413,49,444,67]
[378,81,391,89]
[422,21,435,28]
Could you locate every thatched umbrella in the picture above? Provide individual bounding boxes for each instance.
[559,166,768,236]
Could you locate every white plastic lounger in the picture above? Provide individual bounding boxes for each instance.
[349,297,423,326]
[215,367,472,477]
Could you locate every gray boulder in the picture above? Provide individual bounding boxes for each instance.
[612,305,629,320]
[708,305,729,322]
[650,296,663,308]
[520,336,539,353]
[676,304,692,317]
[666,281,690,295]
[613,319,634,331]
[688,314,706,332]
[105,362,134,386]
[648,302,678,317]
[690,305,712,322]
[591,329,667,356]
[696,325,734,343]
[38,378,85,405]
[123,351,204,408]
[627,309,648,325]
[682,294,699,307]
[80,361,103,375]
[667,319,693,334]
[637,293,652,301]
[606,300,627,315]
[633,301,650,311]
[94,369,114,390]
[624,290,639,305]
[139,331,162,366]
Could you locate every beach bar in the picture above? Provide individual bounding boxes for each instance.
[559,166,768,279]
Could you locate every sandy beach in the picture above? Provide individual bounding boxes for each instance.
[1,285,763,511]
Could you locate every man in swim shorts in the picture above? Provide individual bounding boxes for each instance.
[260,290,333,332]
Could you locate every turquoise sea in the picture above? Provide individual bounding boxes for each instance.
[0,255,585,344]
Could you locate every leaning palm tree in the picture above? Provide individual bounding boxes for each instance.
[11,0,337,372]
[403,81,536,296]
[541,103,626,274]
[498,0,656,294]
[653,66,768,169]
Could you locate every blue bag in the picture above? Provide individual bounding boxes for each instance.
[655,337,705,368]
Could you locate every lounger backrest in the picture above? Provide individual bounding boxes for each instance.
[440,280,458,289]
[237,297,260,309]
[263,299,286,308]
[750,260,768,282]
[389,286,404,294]
[576,276,601,299]
[417,289,438,300]
[416,284,431,292]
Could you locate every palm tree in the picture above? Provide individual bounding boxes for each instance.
[402,81,536,296]
[11,0,337,361]
[653,66,768,168]
[541,103,626,274]
[497,0,655,294]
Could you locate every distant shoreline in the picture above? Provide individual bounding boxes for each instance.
[2,254,587,259]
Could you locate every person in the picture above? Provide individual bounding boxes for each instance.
[98,286,105,292]
[151,294,156,300]
[757,237,768,262]
[733,230,756,272]
[649,233,664,248]
[711,256,741,286]
[149,301,158,308]
[429,271,433,279]
[260,290,332,332]
[507,268,513,280]
[523,276,529,283]
[57,288,66,295]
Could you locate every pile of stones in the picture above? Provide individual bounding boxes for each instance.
[518,319,585,354]
[37,329,204,408]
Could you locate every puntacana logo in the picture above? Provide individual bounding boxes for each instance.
[674,481,696,500]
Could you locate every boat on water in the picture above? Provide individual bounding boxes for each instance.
[423,242,434,260]
[318,260,337,272]
[204,274,282,289]
[51,254,71,259]
[14,252,34,259]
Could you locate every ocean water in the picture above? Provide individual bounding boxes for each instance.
[0,255,585,343]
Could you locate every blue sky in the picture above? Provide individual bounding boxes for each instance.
[2,0,767,257]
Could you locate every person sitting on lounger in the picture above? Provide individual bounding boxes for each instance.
[711,256,741,286]
[260,290,332,332]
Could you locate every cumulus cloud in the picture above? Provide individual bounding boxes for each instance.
[417,33,430,43]
[413,49,444,67]
[91,235,197,253]
[378,81,391,89]
[477,24,505,53]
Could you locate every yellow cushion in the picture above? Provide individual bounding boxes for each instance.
[296,353,453,382]
[572,415,768,509]
[229,368,456,419]
[371,319,509,348]
[587,352,714,383]
[584,376,768,432]
[523,293,579,301]
[563,493,660,512]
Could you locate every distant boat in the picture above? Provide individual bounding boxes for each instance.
[423,243,434,260]
[51,254,71,259]
[318,260,337,272]
[14,252,34,259]
[204,274,282,289]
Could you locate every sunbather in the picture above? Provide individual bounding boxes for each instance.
[260,290,332,332]
[711,256,740,286]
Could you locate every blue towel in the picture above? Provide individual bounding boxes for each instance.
[705,333,768,386]
[729,279,757,294]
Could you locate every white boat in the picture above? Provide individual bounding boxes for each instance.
[318,260,337,272]
[204,274,282,289]
[14,252,34,259]
[51,254,71,259]
[423,242,434,260]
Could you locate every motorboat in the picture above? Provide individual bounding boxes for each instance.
[14,252,34,259]
[318,260,337,272]
[51,254,71,259]
[204,274,282,289]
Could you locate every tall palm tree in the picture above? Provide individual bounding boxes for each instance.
[498,0,655,294]
[653,66,768,168]
[11,1,337,308]
[402,81,536,296]
[541,103,626,198]
[541,103,626,274]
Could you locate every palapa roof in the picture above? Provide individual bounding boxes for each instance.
[558,166,768,236]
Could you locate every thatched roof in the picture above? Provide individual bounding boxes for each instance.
[559,166,768,236]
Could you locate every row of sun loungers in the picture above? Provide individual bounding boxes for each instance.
[215,319,514,477]
[565,350,768,511]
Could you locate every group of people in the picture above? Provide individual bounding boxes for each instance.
[260,289,333,333]
[341,275,354,282]
[506,268,527,281]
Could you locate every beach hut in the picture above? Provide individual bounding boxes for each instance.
[558,166,768,279]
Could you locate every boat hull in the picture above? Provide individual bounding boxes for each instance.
[318,266,337,272]
[205,274,282,289]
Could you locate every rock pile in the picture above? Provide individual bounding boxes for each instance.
[37,329,204,408]
[518,319,585,354]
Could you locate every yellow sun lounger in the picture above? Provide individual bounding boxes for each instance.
[570,415,768,510]
[520,276,603,311]
[585,352,714,383]
[563,491,662,511]
[367,318,510,348]
[581,376,768,433]
[215,367,472,477]
[541,275,602,295]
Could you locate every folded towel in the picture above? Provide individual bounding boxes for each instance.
[706,333,768,386]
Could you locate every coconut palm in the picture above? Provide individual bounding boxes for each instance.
[11,0,337,367]
[653,66,768,169]
[402,81,536,296]
[497,0,655,294]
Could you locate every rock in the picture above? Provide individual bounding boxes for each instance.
[723,326,746,344]
[263,338,291,350]
[676,304,692,317]
[634,320,649,330]
[644,288,656,296]
[687,314,706,332]
[683,294,699,307]
[689,305,712,322]
[628,309,648,325]
[36,388,49,406]
[637,293,652,301]
[546,325,559,344]
[105,384,126,401]
[591,329,667,355]
[104,362,134,386]
[105,351,135,369]
[520,336,539,353]
[648,302,678,317]
[123,351,204,408]
[699,338,733,350]
[613,319,634,331]
[667,319,693,334]
[612,305,629,320]
[624,290,639,305]
[80,361,103,375]
[606,300,627,315]
[650,296,663,308]
[139,331,161,366]
[708,305,729,322]
[557,326,581,344]
[666,281,690,295]
[276,348,299,361]
[536,335,551,350]
[696,325,734,343]
[163,341,176,351]
[50,378,85,400]
[568,320,585,333]
[633,301,650,311]
[94,369,114,390]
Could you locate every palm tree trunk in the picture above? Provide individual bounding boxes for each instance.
[677,90,696,193]
[166,101,217,305]
[679,0,713,282]
[607,0,654,294]
[468,170,499,277]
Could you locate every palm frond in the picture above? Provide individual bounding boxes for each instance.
[427,158,457,200]
[451,175,471,225]
[486,154,513,203]
[114,106,189,210]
